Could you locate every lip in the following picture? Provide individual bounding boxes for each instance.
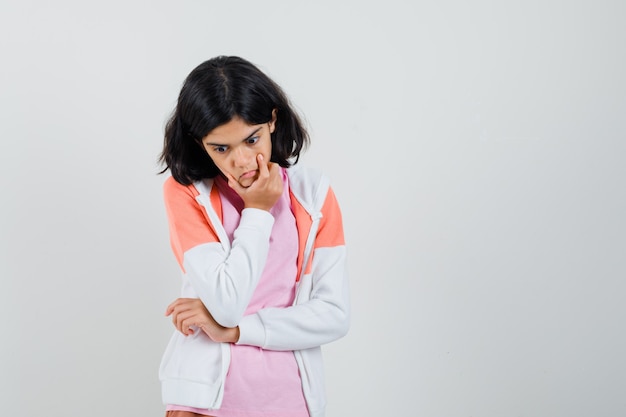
[239,169,257,180]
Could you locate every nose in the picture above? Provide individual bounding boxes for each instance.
[232,146,253,168]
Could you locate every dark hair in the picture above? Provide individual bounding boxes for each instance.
[159,56,309,185]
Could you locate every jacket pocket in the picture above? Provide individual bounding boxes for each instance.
[159,331,229,408]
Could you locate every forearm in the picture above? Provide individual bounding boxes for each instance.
[183,208,274,327]
[237,246,350,351]
[166,297,241,343]
[237,299,350,351]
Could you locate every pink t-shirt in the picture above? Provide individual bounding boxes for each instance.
[167,168,309,417]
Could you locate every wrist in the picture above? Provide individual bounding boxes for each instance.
[244,203,272,211]
[231,326,240,343]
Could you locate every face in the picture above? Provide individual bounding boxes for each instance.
[202,113,276,188]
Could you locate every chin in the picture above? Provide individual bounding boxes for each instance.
[238,179,255,188]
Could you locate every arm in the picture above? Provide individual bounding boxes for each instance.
[165,297,240,342]
[163,177,274,328]
[164,158,283,328]
[236,188,351,351]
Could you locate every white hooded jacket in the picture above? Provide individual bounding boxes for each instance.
[159,165,350,417]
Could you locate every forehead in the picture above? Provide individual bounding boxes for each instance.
[203,117,261,143]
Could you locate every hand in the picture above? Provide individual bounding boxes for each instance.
[225,154,283,211]
[165,298,240,343]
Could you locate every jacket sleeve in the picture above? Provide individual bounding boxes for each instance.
[163,177,274,328]
[236,187,350,350]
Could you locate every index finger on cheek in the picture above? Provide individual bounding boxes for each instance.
[257,154,269,174]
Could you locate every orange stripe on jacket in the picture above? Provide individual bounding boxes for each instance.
[165,176,343,279]
[163,177,223,272]
[315,187,345,249]
[290,192,312,280]
[291,187,345,278]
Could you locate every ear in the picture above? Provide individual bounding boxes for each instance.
[268,108,277,133]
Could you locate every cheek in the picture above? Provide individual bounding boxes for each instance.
[263,141,273,160]
[212,158,229,173]
[206,152,227,172]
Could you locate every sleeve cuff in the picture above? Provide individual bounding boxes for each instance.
[236,314,266,347]
[239,208,275,235]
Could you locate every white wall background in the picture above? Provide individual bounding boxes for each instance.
[1,1,625,416]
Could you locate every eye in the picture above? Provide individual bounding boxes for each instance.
[213,145,228,153]
[246,136,259,145]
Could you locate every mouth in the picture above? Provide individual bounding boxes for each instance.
[239,169,258,181]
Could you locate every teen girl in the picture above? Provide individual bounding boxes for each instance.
[158,56,350,417]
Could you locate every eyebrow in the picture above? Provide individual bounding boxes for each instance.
[204,127,263,147]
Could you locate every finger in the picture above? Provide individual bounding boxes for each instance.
[176,306,207,334]
[267,161,281,181]
[175,313,191,334]
[166,298,201,322]
[167,298,190,318]
[175,309,195,333]
[181,316,197,336]
[181,313,206,336]
[165,299,181,316]
[172,310,181,331]
[257,154,269,177]
[172,307,189,330]
[266,162,283,193]
[225,171,245,193]
[166,297,196,313]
